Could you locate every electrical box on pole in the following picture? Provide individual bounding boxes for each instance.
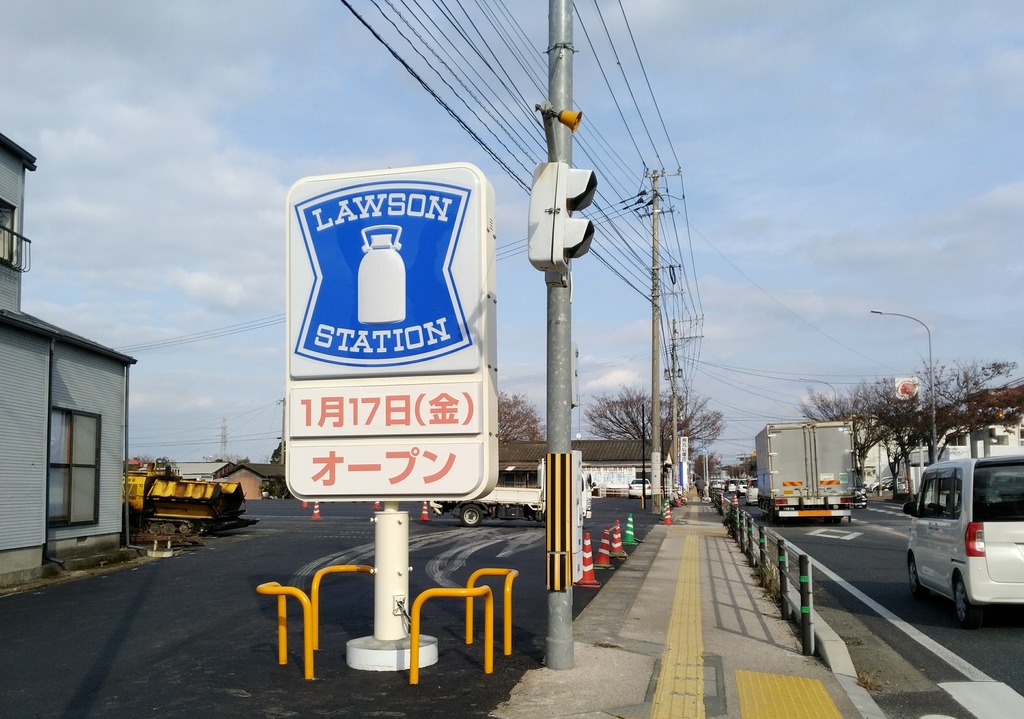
[527,161,597,273]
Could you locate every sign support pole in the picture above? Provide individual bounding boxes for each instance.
[544,0,575,671]
[346,502,439,671]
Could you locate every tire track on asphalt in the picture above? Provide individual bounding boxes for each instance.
[496,529,543,559]
[291,528,480,585]
[425,531,508,587]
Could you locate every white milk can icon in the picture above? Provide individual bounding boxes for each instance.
[358,224,406,324]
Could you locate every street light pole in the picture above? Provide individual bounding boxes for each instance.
[870,310,937,464]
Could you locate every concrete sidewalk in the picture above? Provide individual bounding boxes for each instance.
[491,502,881,718]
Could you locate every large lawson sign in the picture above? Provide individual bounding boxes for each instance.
[285,163,498,501]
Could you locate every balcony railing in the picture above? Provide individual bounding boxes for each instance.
[0,226,31,272]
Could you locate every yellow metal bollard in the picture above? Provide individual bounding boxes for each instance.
[465,568,519,656]
[310,564,374,650]
[256,582,315,680]
[410,586,493,685]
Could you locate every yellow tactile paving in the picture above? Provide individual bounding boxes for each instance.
[649,506,705,718]
[735,670,843,719]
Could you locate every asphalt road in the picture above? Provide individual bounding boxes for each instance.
[0,495,664,719]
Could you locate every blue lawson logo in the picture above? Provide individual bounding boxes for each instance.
[293,180,473,367]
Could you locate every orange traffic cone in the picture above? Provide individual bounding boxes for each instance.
[301,501,308,509]
[610,520,628,559]
[420,501,430,521]
[663,504,673,525]
[311,502,322,520]
[595,526,613,569]
[575,533,601,587]
[373,500,380,510]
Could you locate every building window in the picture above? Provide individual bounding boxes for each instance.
[49,410,100,525]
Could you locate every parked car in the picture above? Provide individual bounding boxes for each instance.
[903,456,1024,629]
[628,479,652,499]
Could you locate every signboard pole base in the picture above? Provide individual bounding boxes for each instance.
[347,503,438,672]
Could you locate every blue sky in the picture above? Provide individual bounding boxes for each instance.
[3,1,1022,465]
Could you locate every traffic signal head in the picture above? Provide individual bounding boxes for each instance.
[527,162,598,273]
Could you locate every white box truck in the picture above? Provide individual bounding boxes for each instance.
[756,421,855,524]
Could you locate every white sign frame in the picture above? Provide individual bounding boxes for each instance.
[285,163,498,501]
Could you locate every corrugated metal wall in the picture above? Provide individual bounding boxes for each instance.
[0,150,21,206]
[0,264,18,311]
[49,343,127,542]
[0,148,24,311]
[0,326,49,551]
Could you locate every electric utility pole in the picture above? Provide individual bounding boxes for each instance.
[543,0,576,671]
[528,0,597,672]
[650,170,662,513]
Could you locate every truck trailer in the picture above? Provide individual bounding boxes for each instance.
[755,421,856,524]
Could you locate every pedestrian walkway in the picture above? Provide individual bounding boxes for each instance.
[492,501,866,718]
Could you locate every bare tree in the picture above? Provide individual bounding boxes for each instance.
[584,384,724,453]
[676,388,725,451]
[496,391,544,443]
[586,385,649,441]
[933,360,1024,455]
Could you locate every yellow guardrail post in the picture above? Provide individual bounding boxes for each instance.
[465,568,519,656]
[310,564,374,650]
[256,582,315,680]
[410,586,493,685]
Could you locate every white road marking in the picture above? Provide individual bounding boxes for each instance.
[940,681,1024,719]
[807,528,862,541]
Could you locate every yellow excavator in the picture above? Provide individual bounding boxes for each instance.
[125,464,258,535]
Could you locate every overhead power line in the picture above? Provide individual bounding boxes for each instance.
[117,314,284,352]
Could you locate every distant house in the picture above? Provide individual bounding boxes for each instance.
[0,132,136,587]
[218,463,286,500]
[176,461,236,482]
[498,439,649,493]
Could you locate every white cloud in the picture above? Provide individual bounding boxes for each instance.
[4,1,1023,464]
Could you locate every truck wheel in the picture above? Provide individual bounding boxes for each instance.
[459,505,483,528]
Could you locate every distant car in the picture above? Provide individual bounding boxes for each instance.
[852,485,867,508]
[867,477,894,493]
[628,479,652,499]
[725,481,738,494]
[745,479,759,505]
[904,456,1024,629]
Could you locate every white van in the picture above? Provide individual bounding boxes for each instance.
[745,478,759,505]
[903,456,1024,629]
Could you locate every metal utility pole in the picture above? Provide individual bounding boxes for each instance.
[871,309,937,465]
[220,417,228,460]
[669,322,679,497]
[650,170,662,513]
[545,0,575,671]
